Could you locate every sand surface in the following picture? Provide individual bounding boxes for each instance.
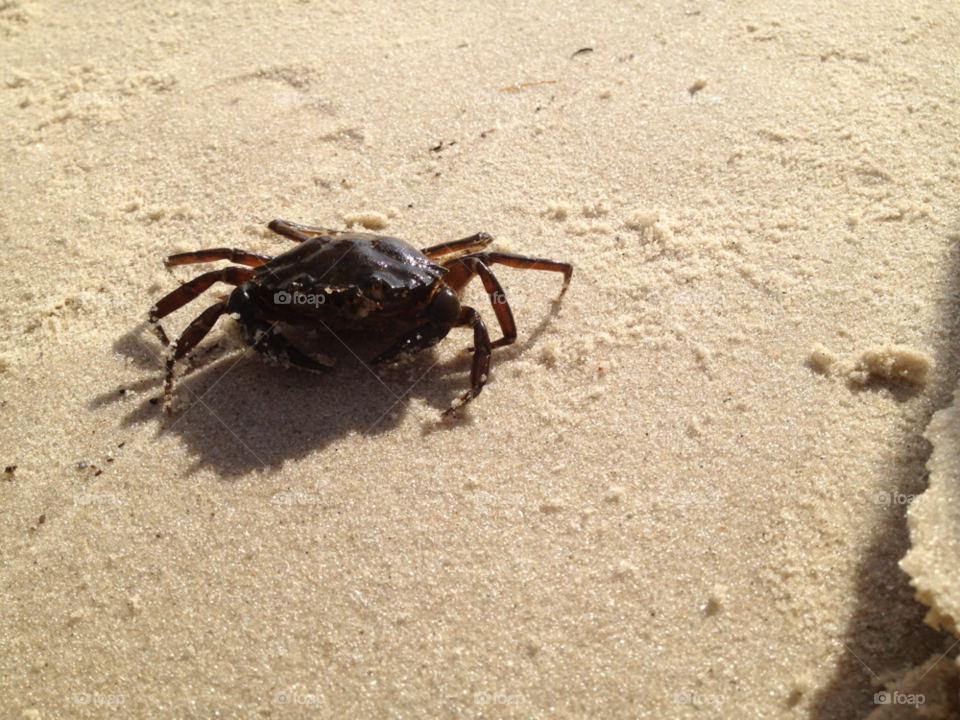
[2,1,960,717]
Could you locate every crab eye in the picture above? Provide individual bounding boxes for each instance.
[365,277,385,296]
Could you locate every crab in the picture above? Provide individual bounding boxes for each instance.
[148,219,573,416]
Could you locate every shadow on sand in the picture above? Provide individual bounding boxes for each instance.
[810,226,960,718]
[91,298,565,476]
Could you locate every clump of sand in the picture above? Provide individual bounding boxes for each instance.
[809,343,934,386]
[853,344,934,385]
[344,211,390,230]
[901,383,960,636]
[809,343,842,374]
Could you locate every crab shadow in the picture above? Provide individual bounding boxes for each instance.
[94,298,565,475]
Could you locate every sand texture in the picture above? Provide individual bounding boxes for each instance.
[2,0,960,718]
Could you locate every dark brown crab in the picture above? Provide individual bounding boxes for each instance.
[149,219,572,416]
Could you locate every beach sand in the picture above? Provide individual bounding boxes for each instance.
[2,0,959,717]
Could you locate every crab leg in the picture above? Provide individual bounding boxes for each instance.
[166,249,273,267]
[268,219,339,243]
[163,300,229,412]
[441,253,573,349]
[149,267,255,323]
[443,306,492,417]
[240,320,334,373]
[439,258,518,349]
[226,288,334,373]
[420,232,494,260]
[444,251,573,295]
[372,323,451,364]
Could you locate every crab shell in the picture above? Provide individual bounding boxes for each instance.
[250,234,448,330]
